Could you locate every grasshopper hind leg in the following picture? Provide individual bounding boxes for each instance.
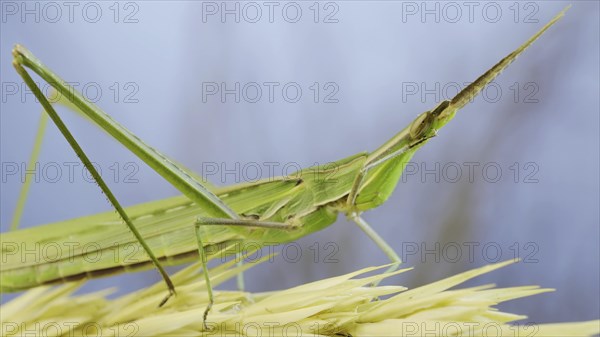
[12,50,177,307]
[10,111,48,231]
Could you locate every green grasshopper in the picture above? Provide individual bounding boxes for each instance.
[2,6,568,325]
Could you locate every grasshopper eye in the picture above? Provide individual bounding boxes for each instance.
[409,111,432,139]
[409,100,451,139]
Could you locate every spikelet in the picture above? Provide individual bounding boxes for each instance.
[2,258,598,337]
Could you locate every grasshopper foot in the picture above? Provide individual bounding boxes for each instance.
[202,300,214,331]
[158,288,176,307]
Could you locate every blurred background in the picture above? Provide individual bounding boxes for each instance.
[1,1,598,323]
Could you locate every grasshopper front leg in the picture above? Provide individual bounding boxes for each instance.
[343,102,449,281]
[343,6,568,280]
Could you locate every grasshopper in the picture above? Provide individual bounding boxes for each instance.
[2,6,568,326]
